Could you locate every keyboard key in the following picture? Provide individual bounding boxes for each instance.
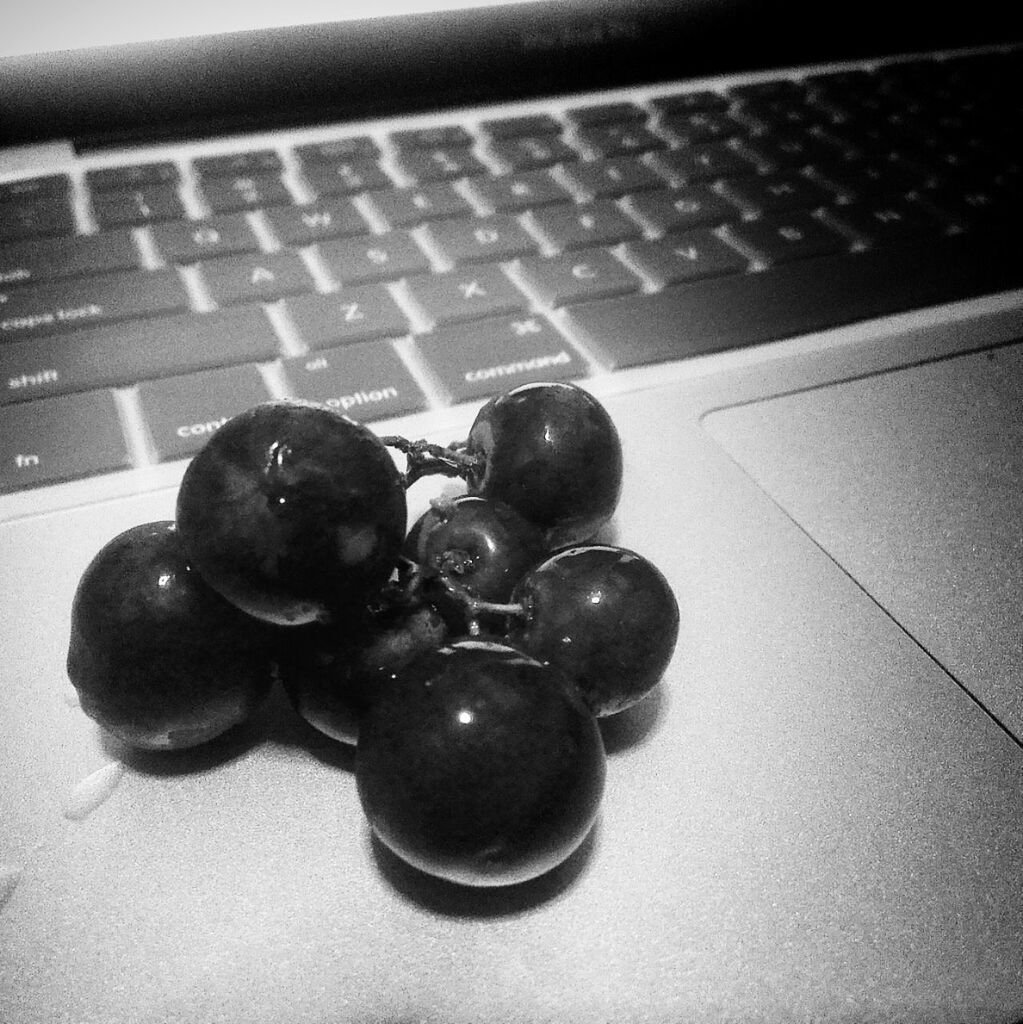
[648,91,729,115]
[0,199,76,241]
[575,125,667,157]
[488,136,580,171]
[390,126,475,151]
[366,184,473,228]
[193,151,284,178]
[622,230,747,286]
[295,137,381,163]
[284,285,410,348]
[415,313,586,402]
[0,390,130,493]
[625,185,741,233]
[264,200,371,245]
[566,233,1023,368]
[304,159,392,197]
[560,157,665,199]
[200,174,293,213]
[515,248,639,307]
[719,172,834,214]
[653,144,757,183]
[395,148,489,183]
[423,213,537,264]
[0,230,140,286]
[565,102,645,126]
[725,211,847,264]
[150,215,262,263]
[283,340,427,421]
[0,307,280,404]
[527,200,643,250]
[0,175,70,203]
[405,262,527,325]
[199,252,317,305]
[826,198,949,244]
[138,363,272,461]
[91,186,186,228]
[480,114,562,138]
[658,111,745,145]
[318,232,432,284]
[86,163,179,191]
[464,170,572,212]
[0,269,189,341]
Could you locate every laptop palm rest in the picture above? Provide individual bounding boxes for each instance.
[703,341,1023,741]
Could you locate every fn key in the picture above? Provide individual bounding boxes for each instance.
[0,390,130,493]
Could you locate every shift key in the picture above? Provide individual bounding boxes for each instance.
[0,269,189,341]
[0,390,131,493]
[138,363,272,462]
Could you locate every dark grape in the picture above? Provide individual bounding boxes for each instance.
[176,400,406,626]
[356,640,605,887]
[66,521,275,750]
[280,600,447,746]
[403,495,547,632]
[463,382,622,547]
[507,545,679,716]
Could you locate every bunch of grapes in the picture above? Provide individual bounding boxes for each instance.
[67,382,679,888]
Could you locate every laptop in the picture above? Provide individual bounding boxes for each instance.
[2,1,1021,1019]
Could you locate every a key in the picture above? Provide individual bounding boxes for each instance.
[91,186,186,228]
[725,211,848,264]
[138,363,272,461]
[0,269,189,341]
[394,148,489,183]
[565,102,645,126]
[366,184,473,228]
[264,200,371,246]
[488,136,580,171]
[658,111,745,145]
[464,170,572,213]
[480,114,562,138]
[295,137,381,164]
[0,175,70,203]
[422,213,537,264]
[575,125,667,157]
[515,248,639,306]
[284,285,411,348]
[0,230,141,286]
[623,230,747,286]
[283,340,427,422]
[0,199,76,241]
[318,232,432,284]
[527,200,643,250]
[199,252,317,305]
[720,172,834,214]
[625,185,741,233]
[0,390,130,493]
[648,91,729,116]
[86,163,179,191]
[150,214,262,263]
[304,159,392,197]
[390,126,475,151]
[200,174,293,214]
[0,307,280,404]
[414,312,586,403]
[404,262,527,325]
[826,198,949,244]
[653,143,757,183]
[192,151,284,178]
[559,157,665,199]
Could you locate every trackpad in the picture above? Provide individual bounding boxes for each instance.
[703,342,1023,739]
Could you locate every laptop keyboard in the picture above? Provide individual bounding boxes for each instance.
[1,47,1021,495]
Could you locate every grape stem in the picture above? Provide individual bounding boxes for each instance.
[431,572,527,623]
[381,435,484,490]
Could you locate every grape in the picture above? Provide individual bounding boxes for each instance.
[356,639,605,887]
[506,545,680,716]
[280,600,447,746]
[176,400,406,627]
[66,521,275,750]
[463,382,622,547]
[403,495,547,633]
